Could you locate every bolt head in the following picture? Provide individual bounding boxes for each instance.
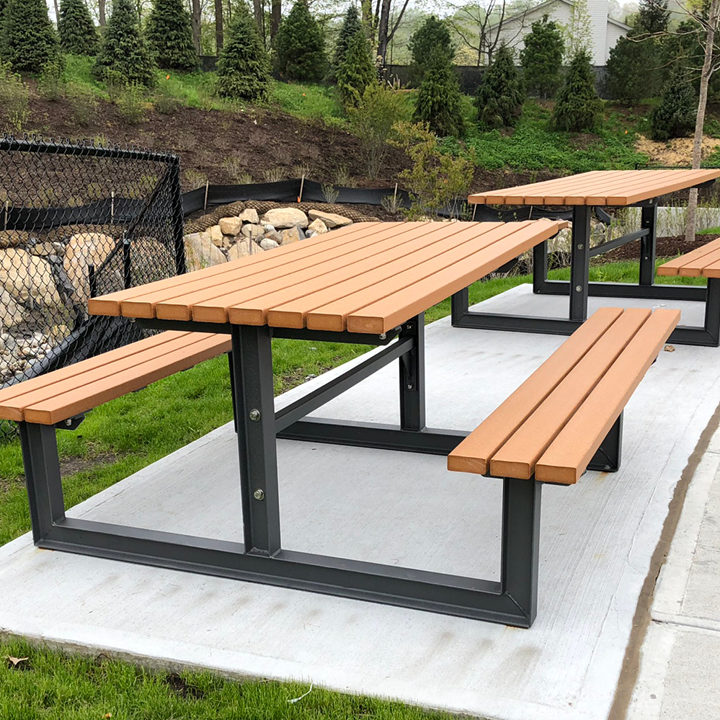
[249,409,261,422]
[253,489,265,501]
[575,285,582,292]
[577,243,584,250]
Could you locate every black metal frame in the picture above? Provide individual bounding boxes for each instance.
[453,197,720,346]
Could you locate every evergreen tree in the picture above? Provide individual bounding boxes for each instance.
[520,16,563,99]
[413,52,464,137]
[408,15,453,84]
[476,44,524,129]
[1,0,60,73]
[147,0,197,70]
[216,4,271,101]
[636,0,670,34]
[273,0,326,82]
[337,29,375,108]
[650,69,696,141]
[552,50,602,132]
[332,5,363,75]
[58,0,98,56]
[94,0,155,86]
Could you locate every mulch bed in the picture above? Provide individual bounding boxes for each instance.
[597,235,717,263]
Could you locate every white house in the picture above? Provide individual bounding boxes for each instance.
[490,0,631,65]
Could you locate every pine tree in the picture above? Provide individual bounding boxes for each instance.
[332,5,363,75]
[476,44,524,129]
[58,0,98,56]
[216,4,271,101]
[650,69,696,141]
[273,0,326,82]
[94,0,155,86]
[1,0,61,73]
[636,0,670,34]
[337,30,375,108]
[552,50,602,132]
[408,15,453,84]
[413,52,464,137]
[520,16,563,99]
[147,0,197,70]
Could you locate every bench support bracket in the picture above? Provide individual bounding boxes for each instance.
[587,413,623,473]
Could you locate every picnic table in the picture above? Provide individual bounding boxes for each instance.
[464,169,720,344]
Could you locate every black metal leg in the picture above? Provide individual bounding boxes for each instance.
[587,413,623,473]
[399,313,426,431]
[668,277,720,346]
[227,351,238,433]
[639,204,657,287]
[501,477,542,625]
[231,325,281,556]
[451,288,469,327]
[570,206,591,322]
[532,240,549,294]
[18,423,66,543]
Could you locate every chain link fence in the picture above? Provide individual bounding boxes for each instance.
[0,136,186,440]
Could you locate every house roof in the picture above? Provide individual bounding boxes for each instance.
[489,0,631,31]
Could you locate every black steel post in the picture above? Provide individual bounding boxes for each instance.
[570,206,591,322]
[588,413,623,473]
[639,204,657,287]
[451,288,469,327]
[227,352,238,433]
[18,423,66,543]
[399,314,426,431]
[705,277,720,344]
[501,477,542,625]
[122,232,132,289]
[533,240,549,294]
[169,157,188,276]
[231,325,281,556]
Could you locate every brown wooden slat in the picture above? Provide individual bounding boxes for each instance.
[675,245,720,277]
[22,334,230,425]
[656,238,720,276]
[537,171,644,205]
[535,309,680,484]
[605,169,720,205]
[488,308,652,480]
[447,308,625,475]
[582,170,674,205]
[341,220,567,334]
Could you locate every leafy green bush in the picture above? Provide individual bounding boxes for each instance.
[115,81,147,124]
[331,5,363,80]
[348,81,405,178]
[650,69,696,141]
[94,0,155,87]
[1,0,61,73]
[153,84,182,114]
[408,15,453,84]
[476,44,525,129]
[68,83,96,126]
[37,56,66,100]
[216,4,271,101]
[552,51,602,132]
[58,0,98,56]
[520,16,563,99]
[413,52,464,137]
[0,61,28,130]
[273,0,326,82]
[146,0,197,71]
[337,30,375,108]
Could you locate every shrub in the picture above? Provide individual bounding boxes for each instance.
[115,81,147,124]
[413,52,464,137]
[520,16,563,99]
[476,44,524,129]
[391,121,473,218]
[153,85,181,114]
[37,56,66,100]
[552,50,602,132]
[331,5,363,79]
[94,0,155,87]
[337,30,376,108]
[650,69,696,141]
[0,61,28,130]
[1,0,61,73]
[58,0,98,56]
[146,0,197,71]
[408,15,453,84]
[348,81,405,178]
[68,83,96,125]
[216,4,271,101]
[273,0,326,82]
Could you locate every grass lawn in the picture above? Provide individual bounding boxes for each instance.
[0,258,704,717]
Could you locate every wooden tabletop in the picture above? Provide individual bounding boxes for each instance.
[89,219,566,335]
[468,169,720,207]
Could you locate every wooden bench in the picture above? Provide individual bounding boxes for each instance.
[656,238,720,346]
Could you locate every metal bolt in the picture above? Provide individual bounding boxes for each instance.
[379,333,387,340]
[577,243,584,250]
[253,489,265,501]
[575,285,582,292]
[407,384,413,390]
[65,419,72,427]
[249,409,261,422]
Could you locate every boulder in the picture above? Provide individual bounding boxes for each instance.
[262,208,308,229]
[228,239,259,260]
[308,210,352,228]
[0,230,31,249]
[260,238,280,251]
[242,223,265,240]
[0,248,62,307]
[29,242,58,257]
[307,218,328,235]
[219,217,243,236]
[209,224,224,247]
[0,287,24,328]
[184,231,227,271]
[63,232,116,304]
[264,230,283,245]
[239,208,260,224]
[280,226,305,245]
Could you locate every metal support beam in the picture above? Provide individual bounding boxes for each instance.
[451,288,469,327]
[587,413,623,473]
[399,314,425,431]
[570,206,591,322]
[668,276,720,347]
[532,241,549,294]
[535,280,705,302]
[639,204,657,286]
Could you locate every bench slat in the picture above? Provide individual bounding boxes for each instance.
[536,309,679,484]
[446,307,624,476]
[656,238,720,276]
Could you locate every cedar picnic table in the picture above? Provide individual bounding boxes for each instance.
[466,169,720,345]
[2,218,680,627]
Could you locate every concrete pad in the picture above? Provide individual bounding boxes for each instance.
[1,284,719,720]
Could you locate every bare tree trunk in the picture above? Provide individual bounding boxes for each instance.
[271,0,281,39]
[214,0,224,53]
[98,0,106,26]
[686,0,720,243]
[252,0,265,39]
[53,0,60,24]
[191,0,202,53]
[376,0,391,65]
[360,0,373,37]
